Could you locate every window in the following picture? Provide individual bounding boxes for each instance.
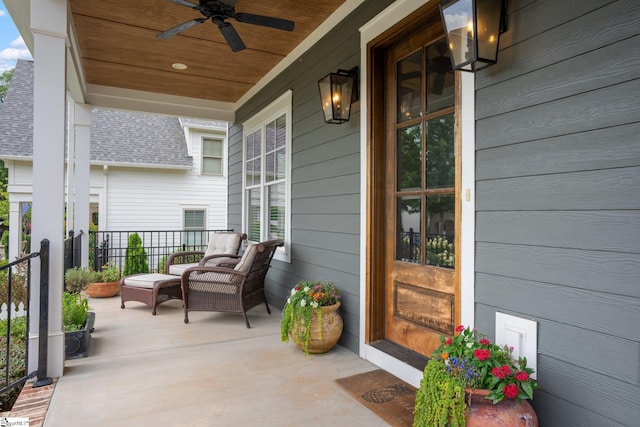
[183,209,206,249]
[202,138,223,175]
[242,90,291,262]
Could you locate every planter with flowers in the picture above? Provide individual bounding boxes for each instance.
[413,325,538,427]
[280,281,342,355]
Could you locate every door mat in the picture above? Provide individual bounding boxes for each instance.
[336,369,417,427]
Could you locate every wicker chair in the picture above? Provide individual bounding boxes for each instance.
[181,238,284,328]
[165,231,247,275]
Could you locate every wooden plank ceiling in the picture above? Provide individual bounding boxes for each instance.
[69,0,346,104]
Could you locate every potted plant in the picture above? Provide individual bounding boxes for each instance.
[64,267,93,294]
[280,280,342,355]
[85,262,121,298]
[63,291,94,359]
[413,325,538,427]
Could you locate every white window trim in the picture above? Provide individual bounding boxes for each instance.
[201,136,225,176]
[241,90,292,263]
[182,206,208,248]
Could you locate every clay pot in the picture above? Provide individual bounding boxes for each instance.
[466,388,538,427]
[290,301,343,354]
[85,281,120,298]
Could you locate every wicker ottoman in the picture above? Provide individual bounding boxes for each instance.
[120,273,182,315]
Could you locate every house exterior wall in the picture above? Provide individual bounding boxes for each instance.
[4,129,229,261]
[474,0,640,424]
[229,0,395,354]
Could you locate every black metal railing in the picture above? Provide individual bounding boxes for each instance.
[0,239,52,399]
[89,229,233,273]
[64,230,83,272]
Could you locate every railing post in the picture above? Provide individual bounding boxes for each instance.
[33,239,52,387]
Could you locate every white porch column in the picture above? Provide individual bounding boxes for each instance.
[65,99,76,242]
[74,104,92,268]
[29,0,67,378]
[7,199,20,261]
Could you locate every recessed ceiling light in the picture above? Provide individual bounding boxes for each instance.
[172,63,187,70]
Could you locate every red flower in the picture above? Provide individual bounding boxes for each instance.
[503,383,519,399]
[492,365,512,379]
[479,338,491,346]
[455,325,465,333]
[473,349,491,361]
[514,371,529,381]
[445,337,452,345]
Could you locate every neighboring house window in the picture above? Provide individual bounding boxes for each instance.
[242,90,291,262]
[202,138,223,175]
[184,209,206,248]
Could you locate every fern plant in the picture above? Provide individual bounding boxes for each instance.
[123,233,149,276]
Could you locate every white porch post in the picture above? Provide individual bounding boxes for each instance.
[29,0,68,378]
[74,104,92,268]
[7,199,20,261]
[65,99,76,244]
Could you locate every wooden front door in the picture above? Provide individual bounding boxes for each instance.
[380,22,460,357]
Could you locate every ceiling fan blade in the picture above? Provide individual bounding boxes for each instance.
[156,18,206,39]
[234,13,295,32]
[218,0,239,7]
[166,0,200,9]
[217,22,246,52]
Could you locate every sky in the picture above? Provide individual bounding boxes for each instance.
[0,0,33,72]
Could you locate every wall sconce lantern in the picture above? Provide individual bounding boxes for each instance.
[318,67,359,124]
[439,0,506,72]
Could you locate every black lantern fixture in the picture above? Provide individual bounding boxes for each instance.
[439,0,506,72]
[318,67,358,124]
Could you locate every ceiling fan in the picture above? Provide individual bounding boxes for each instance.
[157,0,295,52]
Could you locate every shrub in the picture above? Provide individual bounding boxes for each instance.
[123,233,149,276]
[0,316,27,411]
[64,267,93,294]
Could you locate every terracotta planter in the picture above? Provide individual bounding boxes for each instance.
[290,301,343,354]
[85,281,120,298]
[466,388,538,427]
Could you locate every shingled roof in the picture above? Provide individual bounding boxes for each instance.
[0,59,194,168]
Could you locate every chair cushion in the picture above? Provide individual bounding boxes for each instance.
[124,273,180,289]
[204,233,242,257]
[168,263,198,276]
[234,243,258,273]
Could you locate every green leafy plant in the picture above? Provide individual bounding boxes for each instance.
[91,262,121,282]
[123,233,149,276]
[280,280,340,355]
[62,291,90,332]
[414,325,537,426]
[0,315,27,411]
[64,267,93,294]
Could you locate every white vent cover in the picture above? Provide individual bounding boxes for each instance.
[495,313,537,379]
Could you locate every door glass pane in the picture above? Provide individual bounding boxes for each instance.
[425,195,455,268]
[397,51,422,123]
[248,188,261,242]
[396,196,421,263]
[426,114,455,189]
[397,125,422,191]
[267,183,285,240]
[426,38,454,113]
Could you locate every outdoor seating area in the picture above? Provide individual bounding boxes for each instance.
[40,296,387,426]
[181,239,284,328]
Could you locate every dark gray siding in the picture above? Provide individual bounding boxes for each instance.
[228,0,394,353]
[475,0,640,425]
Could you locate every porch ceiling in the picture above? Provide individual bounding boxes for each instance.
[6,0,351,120]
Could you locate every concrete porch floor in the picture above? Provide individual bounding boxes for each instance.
[43,295,390,426]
